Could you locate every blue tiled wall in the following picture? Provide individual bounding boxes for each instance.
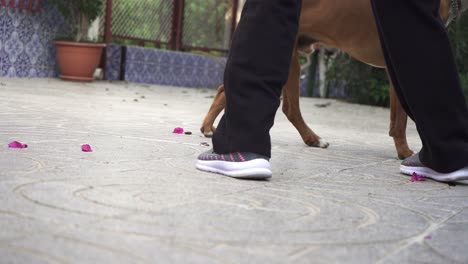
[0,1,68,78]
[117,45,312,91]
[105,44,122,81]
[123,46,226,89]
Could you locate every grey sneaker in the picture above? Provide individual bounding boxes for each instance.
[196,149,272,179]
[400,153,468,182]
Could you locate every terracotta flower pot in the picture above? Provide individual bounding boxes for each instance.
[55,41,106,82]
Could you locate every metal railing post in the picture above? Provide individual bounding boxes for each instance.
[170,0,185,51]
[104,0,113,44]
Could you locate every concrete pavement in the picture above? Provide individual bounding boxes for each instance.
[0,78,467,264]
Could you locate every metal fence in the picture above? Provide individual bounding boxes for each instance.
[100,0,239,53]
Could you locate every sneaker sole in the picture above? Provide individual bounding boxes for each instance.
[196,159,272,179]
[400,165,468,182]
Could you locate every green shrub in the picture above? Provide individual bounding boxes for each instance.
[460,72,468,97]
[49,0,103,42]
[326,53,390,107]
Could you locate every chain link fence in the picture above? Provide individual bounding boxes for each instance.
[183,0,235,51]
[100,0,238,52]
[113,0,173,44]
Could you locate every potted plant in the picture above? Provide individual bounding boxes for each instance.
[50,0,106,81]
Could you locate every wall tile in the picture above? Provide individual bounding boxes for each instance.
[105,44,122,81]
[124,46,227,89]
[0,1,68,78]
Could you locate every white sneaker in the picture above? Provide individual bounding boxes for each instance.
[196,149,272,179]
[400,153,468,182]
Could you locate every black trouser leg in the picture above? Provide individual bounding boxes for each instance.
[371,0,468,172]
[213,0,302,158]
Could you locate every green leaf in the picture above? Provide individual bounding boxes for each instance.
[48,0,104,42]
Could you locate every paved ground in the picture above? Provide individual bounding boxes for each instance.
[0,78,467,264]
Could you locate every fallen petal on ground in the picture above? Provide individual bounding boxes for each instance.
[410,172,426,182]
[8,141,28,149]
[81,144,93,152]
[173,127,184,134]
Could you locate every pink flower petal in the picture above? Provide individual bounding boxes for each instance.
[8,141,28,149]
[410,172,426,182]
[81,144,93,152]
[173,127,184,134]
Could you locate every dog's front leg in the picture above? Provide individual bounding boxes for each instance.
[387,71,414,159]
[201,85,226,137]
[282,49,329,148]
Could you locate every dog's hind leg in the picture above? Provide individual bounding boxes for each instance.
[388,73,414,159]
[282,49,329,148]
[201,85,226,137]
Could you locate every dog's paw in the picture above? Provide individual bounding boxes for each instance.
[317,139,330,148]
[203,131,214,138]
[305,138,330,148]
[313,139,329,148]
[200,126,215,138]
[397,149,414,160]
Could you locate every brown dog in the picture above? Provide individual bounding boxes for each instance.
[201,0,461,159]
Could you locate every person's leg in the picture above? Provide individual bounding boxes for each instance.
[371,0,468,179]
[197,0,302,179]
[213,0,302,157]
